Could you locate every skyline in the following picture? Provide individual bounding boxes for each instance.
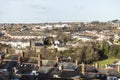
[0,0,120,23]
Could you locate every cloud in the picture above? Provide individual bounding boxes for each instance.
[29,4,46,11]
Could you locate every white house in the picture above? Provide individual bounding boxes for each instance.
[0,41,30,48]
[33,25,53,31]
[54,24,69,28]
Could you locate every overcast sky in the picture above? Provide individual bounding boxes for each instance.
[0,0,120,23]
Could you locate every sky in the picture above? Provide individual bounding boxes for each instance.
[0,0,120,23]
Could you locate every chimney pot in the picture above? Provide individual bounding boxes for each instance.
[21,52,25,58]
[18,56,22,64]
[75,60,78,65]
[0,55,2,63]
[38,54,42,67]
[105,65,108,69]
[59,65,63,71]
[117,65,120,72]
[95,63,99,69]
[81,63,85,74]
[56,56,59,63]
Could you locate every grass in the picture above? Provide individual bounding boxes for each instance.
[96,58,120,68]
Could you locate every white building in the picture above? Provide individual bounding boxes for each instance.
[10,35,46,39]
[33,25,53,31]
[0,41,30,48]
[54,24,70,28]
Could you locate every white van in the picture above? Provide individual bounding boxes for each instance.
[107,76,118,80]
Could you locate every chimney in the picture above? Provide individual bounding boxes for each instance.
[81,63,85,75]
[105,65,108,69]
[75,60,78,66]
[56,56,59,63]
[21,52,25,58]
[58,65,63,71]
[3,48,9,54]
[38,54,42,67]
[117,65,120,72]
[18,55,22,64]
[0,55,2,63]
[95,63,99,69]
[30,39,34,48]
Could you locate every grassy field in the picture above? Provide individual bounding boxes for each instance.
[96,58,120,68]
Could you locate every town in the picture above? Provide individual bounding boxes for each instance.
[0,20,120,80]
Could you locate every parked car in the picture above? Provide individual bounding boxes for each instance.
[107,76,118,80]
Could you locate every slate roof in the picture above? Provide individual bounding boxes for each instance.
[16,64,35,74]
[0,73,9,80]
[84,73,107,80]
[58,62,77,71]
[84,73,98,79]
[98,69,120,78]
[85,65,98,73]
[75,65,98,73]
[42,60,56,66]
[60,70,83,79]
[51,62,83,79]
[37,67,55,76]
